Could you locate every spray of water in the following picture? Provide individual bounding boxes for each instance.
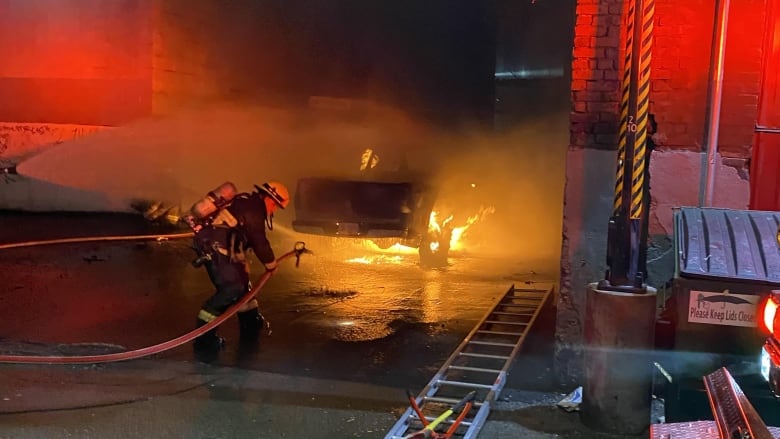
[8,100,566,271]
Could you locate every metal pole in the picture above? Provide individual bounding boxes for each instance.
[699,0,730,207]
[585,2,658,434]
[604,0,653,290]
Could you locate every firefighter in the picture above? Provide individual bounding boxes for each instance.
[187,181,291,360]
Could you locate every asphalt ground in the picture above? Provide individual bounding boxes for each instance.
[0,211,648,439]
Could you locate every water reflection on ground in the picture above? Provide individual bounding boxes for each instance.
[0,214,555,387]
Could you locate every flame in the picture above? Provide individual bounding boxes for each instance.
[346,206,495,263]
[345,255,405,264]
[428,206,495,252]
[362,242,418,255]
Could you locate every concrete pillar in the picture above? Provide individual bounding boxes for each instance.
[580,282,657,435]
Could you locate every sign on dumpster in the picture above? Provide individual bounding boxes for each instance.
[688,291,760,327]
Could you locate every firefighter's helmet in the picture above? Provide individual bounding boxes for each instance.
[257,181,290,209]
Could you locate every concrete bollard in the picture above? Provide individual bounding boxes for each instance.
[580,282,657,435]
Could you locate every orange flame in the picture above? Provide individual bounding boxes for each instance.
[429,206,495,252]
[346,206,495,264]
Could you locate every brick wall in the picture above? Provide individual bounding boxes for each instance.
[557,0,765,386]
[570,0,765,159]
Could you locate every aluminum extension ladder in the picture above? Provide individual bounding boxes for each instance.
[385,283,555,439]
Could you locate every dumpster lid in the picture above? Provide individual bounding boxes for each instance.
[676,207,780,285]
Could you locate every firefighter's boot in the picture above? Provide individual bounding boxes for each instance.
[193,318,224,362]
[237,308,264,343]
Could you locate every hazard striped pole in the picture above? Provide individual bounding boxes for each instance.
[630,0,654,221]
[584,5,659,431]
[613,0,635,217]
[606,0,654,289]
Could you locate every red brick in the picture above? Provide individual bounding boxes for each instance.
[573,47,594,58]
[597,58,615,70]
[574,36,595,47]
[603,70,619,80]
[572,68,596,80]
[572,58,591,70]
[577,5,602,15]
[595,35,620,47]
[601,91,620,101]
[570,112,597,123]
[604,47,619,59]
[587,80,619,91]
[577,15,594,26]
[587,101,618,113]
[572,80,588,91]
[571,0,763,157]
[575,91,602,101]
[601,114,619,124]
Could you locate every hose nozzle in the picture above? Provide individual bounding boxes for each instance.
[293,241,312,267]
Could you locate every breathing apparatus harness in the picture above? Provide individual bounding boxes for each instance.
[187,188,277,268]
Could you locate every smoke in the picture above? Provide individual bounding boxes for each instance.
[14,99,566,273]
[427,111,568,266]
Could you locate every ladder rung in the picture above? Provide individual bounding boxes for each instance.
[497,303,538,308]
[476,330,524,336]
[436,379,494,390]
[385,285,554,439]
[409,414,474,427]
[468,340,516,347]
[485,320,528,326]
[449,365,502,374]
[491,311,534,316]
[423,395,485,407]
[459,352,510,360]
[500,303,540,308]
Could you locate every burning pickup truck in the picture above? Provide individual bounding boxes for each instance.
[290,149,491,267]
[290,173,453,266]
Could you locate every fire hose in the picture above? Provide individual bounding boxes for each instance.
[0,233,311,365]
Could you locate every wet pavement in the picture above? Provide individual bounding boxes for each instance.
[0,212,644,438]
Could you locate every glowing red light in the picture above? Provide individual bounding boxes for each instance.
[760,292,780,336]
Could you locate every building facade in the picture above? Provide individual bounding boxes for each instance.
[557,0,766,384]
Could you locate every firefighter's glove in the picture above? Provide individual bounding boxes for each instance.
[264,260,278,272]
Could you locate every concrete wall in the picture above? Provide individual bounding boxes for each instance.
[1,1,502,213]
[0,124,108,164]
[0,0,153,126]
[557,0,764,385]
[150,0,497,125]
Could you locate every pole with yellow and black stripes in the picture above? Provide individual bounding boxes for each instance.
[603,0,655,291]
[582,3,659,434]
